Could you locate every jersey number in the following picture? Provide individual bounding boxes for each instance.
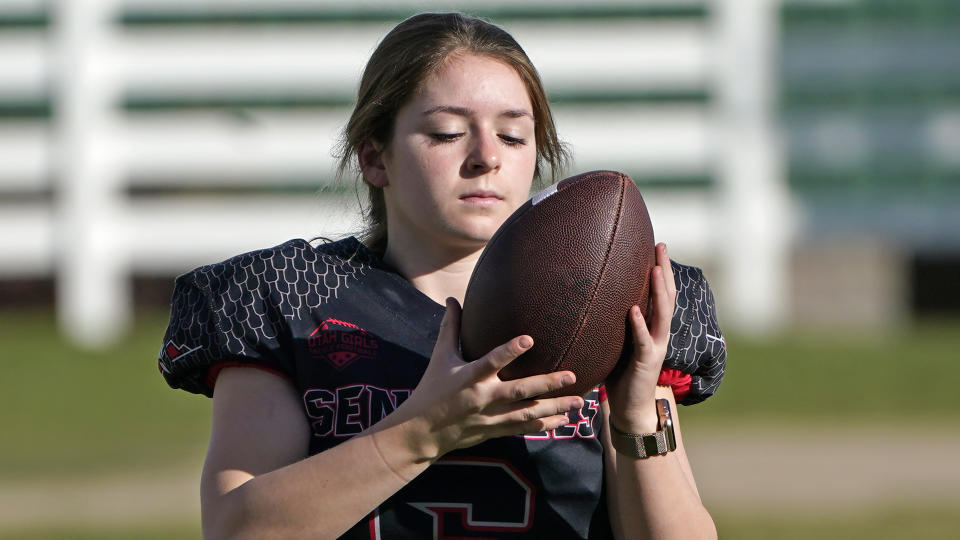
[370,458,534,539]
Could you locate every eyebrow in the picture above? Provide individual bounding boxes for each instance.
[422,105,533,120]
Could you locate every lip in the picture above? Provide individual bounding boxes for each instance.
[459,190,504,205]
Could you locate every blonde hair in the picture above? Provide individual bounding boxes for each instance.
[335,12,569,255]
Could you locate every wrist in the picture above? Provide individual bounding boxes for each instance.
[368,420,437,484]
[370,397,446,462]
[608,398,677,459]
[395,415,445,463]
[610,406,659,434]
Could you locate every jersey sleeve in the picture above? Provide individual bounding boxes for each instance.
[665,261,727,405]
[157,268,295,397]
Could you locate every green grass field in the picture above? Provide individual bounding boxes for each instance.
[1,310,958,538]
[0,310,210,481]
[682,318,960,427]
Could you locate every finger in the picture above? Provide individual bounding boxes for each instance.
[528,414,580,433]
[629,305,667,374]
[432,297,462,357]
[657,242,677,300]
[492,370,578,403]
[490,399,584,437]
[492,396,585,424]
[493,413,575,438]
[473,335,534,377]
[629,304,654,352]
[649,266,673,341]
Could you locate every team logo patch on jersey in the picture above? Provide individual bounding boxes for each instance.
[309,318,379,370]
[161,341,201,363]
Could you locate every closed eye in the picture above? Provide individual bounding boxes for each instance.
[430,132,464,143]
[499,134,527,146]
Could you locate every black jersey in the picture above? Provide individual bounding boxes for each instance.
[160,238,613,538]
[158,237,725,539]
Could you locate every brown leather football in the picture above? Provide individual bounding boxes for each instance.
[460,170,656,398]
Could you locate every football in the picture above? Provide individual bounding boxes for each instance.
[460,170,656,398]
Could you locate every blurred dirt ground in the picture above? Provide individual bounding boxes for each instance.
[2,424,958,535]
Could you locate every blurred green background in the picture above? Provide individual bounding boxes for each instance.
[2,0,960,538]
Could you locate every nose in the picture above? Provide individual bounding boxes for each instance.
[466,132,500,174]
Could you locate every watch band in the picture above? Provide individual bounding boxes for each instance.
[609,398,677,459]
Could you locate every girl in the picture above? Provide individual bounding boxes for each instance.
[159,12,720,539]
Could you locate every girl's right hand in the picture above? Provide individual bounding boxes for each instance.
[390,297,584,461]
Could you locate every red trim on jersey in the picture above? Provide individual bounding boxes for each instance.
[657,369,692,402]
[597,384,608,403]
[367,508,380,539]
[205,361,293,390]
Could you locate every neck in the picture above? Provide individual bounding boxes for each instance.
[381,232,484,307]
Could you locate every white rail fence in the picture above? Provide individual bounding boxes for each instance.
[0,0,790,346]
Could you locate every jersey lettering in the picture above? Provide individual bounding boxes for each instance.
[303,389,335,437]
[303,385,411,437]
[580,396,600,437]
[336,384,365,435]
[524,393,600,440]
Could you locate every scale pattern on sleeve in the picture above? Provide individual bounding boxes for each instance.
[157,239,373,396]
[664,261,727,405]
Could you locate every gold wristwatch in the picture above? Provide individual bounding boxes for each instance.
[609,398,677,458]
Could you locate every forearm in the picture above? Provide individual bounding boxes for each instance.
[205,418,431,539]
[609,450,715,540]
[602,391,716,540]
[202,367,441,540]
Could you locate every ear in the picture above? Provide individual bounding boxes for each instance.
[358,141,389,188]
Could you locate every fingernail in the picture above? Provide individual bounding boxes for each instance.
[519,336,533,349]
[561,374,572,386]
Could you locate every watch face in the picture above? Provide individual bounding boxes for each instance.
[655,398,671,424]
[655,399,677,452]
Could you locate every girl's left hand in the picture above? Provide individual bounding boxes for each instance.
[604,242,677,433]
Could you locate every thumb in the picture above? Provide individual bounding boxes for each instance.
[629,305,658,368]
[433,297,463,358]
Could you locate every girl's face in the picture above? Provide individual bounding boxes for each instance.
[375,52,538,251]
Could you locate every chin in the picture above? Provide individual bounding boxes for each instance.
[447,215,506,242]
[458,231,497,248]
[446,225,498,249]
